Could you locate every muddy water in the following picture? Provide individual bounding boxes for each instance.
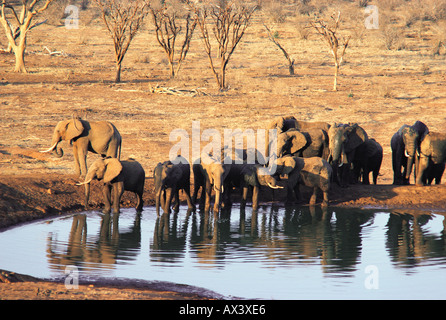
[1,205,446,299]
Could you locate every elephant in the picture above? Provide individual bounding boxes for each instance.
[265,116,330,159]
[271,156,332,207]
[391,121,429,185]
[153,157,193,215]
[77,158,145,214]
[193,153,231,213]
[277,128,329,160]
[328,123,368,187]
[41,117,122,177]
[224,163,283,211]
[416,132,446,186]
[353,138,383,185]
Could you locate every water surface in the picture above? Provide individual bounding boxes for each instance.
[1,205,446,299]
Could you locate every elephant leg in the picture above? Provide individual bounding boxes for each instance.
[102,184,112,214]
[72,144,81,177]
[204,180,212,213]
[135,187,144,212]
[112,183,124,214]
[183,185,194,210]
[309,187,318,205]
[322,189,329,207]
[173,188,180,212]
[164,188,174,214]
[416,156,429,186]
[252,186,259,211]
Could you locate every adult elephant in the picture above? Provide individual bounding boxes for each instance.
[194,153,231,213]
[153,157,193,215]
[277,128,329,160]
[224,163,283,211]
[77,158,145,214]
[416,132,446,186]
[391,121,429,185]
[328,123,368,187]
[41,117,122,177]
[272,156,332,207]
[353,138,383,185]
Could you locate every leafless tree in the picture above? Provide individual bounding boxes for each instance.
[94,0,148,83]
[192,0,256,91]
[149,0,197,78]
[263,23,295,75]
[0,0,55,72]
[310,11,351,91]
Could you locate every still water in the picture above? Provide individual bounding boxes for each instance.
[1,205,446,299]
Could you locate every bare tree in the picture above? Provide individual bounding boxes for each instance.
[0,0,55,73]
[263,23,295,75]
[192,0,256,91]
[310,11,351,91]
[94,0,148,83]
[149,1,197,78]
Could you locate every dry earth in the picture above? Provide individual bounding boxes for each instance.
[1,0,446,299]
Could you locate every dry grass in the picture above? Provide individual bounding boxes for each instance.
[0,0,446,183]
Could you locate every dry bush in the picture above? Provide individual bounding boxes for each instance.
[379,15,406,50]
[431,20,446,55]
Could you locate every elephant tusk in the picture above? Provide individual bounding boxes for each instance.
[405,150,410,158]
[76,178,93,186]
[338,162,343,168]
[268,182,283,189]
[40,142,58,153]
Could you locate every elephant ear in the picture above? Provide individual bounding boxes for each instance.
[103,158,123,183]
[345,124,368,153]
[278,156,296,176]
[289,131,308,154]
[65,118,84,141]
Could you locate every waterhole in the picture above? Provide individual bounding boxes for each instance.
[1,205,446,299]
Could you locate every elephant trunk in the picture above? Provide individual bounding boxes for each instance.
[404,142,417,180]
[79,171,96,208]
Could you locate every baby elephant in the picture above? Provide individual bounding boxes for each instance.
[78,158,145,214]
[274,156,332,207]
[154,158,193,215]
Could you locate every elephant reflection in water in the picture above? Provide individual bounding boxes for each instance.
[280,207,374,272]
[386,212,446,267]
[46,212,142,270]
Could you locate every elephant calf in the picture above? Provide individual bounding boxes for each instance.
[154,158,193,215]
[273,156,332,207]
[78,158,145,214]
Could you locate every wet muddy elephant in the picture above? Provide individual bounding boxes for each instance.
[78,158,145,214]
[391,121,429,185]
[416,132,446,186]
[328,123,368,187]
[41,117,122,177]
[153,158,193,215]
[272,156,332,207]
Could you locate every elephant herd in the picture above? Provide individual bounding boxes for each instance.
[41,116,446,215]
